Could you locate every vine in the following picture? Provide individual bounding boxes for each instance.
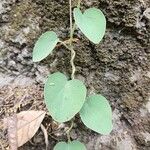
[32,0,112,149]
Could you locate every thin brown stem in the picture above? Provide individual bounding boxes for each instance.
[66,120,74,142]
[69,0,73,42]
[65,0,82,142]
[77,0,81,8]
[69,0,76,80]
[70,46,76,80]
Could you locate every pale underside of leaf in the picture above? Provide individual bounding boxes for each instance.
[80,95,112,135]
[44,72,87,123]
[33,31,59,62]
[74,8,106,44]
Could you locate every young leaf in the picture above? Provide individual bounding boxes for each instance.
[80,95,112,135]
[32,31,59,62]
[44,72,87,123]
[54,141,86,150]
[74,8,106,44]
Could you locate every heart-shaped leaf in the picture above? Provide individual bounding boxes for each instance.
[44,72,87,123]
[80,95,112,135]
[33,31,59,62]
[54,141,86,150]
[74,8,106,44]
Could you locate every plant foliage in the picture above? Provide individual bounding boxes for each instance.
[54,141,86,150]
[32,2,112,149]
[44,72,87,123]
[80,95,112,134]
[74,8,106,44]
[33,31,59,62]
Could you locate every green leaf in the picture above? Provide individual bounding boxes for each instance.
[80,94,112,135]
[32,31,59,62]
[54,141,86,150]
[44,72,87,123]
[74,8,106,44]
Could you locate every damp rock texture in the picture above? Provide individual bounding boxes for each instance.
[0,0,150,150]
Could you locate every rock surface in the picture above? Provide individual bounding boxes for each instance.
[0,0,150,150]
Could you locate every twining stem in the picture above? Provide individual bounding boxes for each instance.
[66,120,74,142]
[69,0,81,40]
[70,0,81,41]
[77,0,81,8]
[69,0,76,80]
[70,46,76,80]
[60,41,70,50]
[66,0,82,141]
[69,0,82,80]
[69,0,73,42]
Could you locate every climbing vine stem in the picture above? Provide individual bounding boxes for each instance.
[69,0,75,80]
[65,0,82,141]
[66,120,74,142]
[69,0,73,42]
[77,0,81,8]
[69,0,82,80]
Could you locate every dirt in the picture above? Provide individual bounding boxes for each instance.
[0,0,150,150]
